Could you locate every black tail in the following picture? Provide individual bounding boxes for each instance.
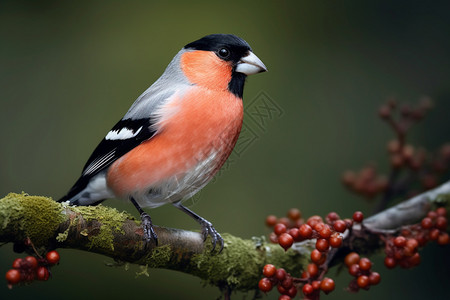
[57,176,89,203]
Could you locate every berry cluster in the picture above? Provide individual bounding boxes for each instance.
[301,277,335,300]
[259,265,297,299]
[262,210,367,299]
[378,97,433,131]
[380,98,434,178]
[384,207,448,269]
[344,252,380,292]
[266,210,357,253]
[342,166,388,199]
[261,204,449,299]
[5,251,60,289]
[342,98,450,210]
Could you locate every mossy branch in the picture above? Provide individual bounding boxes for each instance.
[0,181,449,292]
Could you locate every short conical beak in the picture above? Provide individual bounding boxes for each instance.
[235,51,267,75]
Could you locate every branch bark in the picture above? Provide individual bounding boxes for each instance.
[0,181,449,292]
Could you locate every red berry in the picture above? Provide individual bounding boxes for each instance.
[288,228,301,241]
[274,223,287,235]
[369,272,381,285]
[278,217,291,227]
[287,208,301,221]
[378,105,391,119]
[279,233,294,251]
[299,224,313,239]
[344,218,353,228]
[5,269,21,285]
[46,250,60,265]
[294,219,303,228]
[384,256,396,269]
[277,284,288,295]
[258,278,272,292]
[282,276,293,289]
[25,256,38,269]
[269,232,278,243]
[436,216,448,230]
[316,239,329,252]
[307,263,319,277]
[278,295,291,300]
[326,212,340,223]
[313,222,325,232]
[311,280,321,290]
[263,264,276,277]
[36,266,49,281]
[357,275,370,288]
[391,154,404,168]
[320,277,335,294]
[359,258,372,271]
[306,215,323,228]
[438,232,450,245]
[345,252,360,267]
[427,211,438,219]
[436,207,447,217]
[387,139,400,153]
[275,268,286,281]
[429,228,440,240]
[394,236,406,248]
[394,248,404,260]
[352,211,364,223]
[421,217,433,229]
[348,264,360,276]
[408,252,421,267]
[302,284,313,295]
[329,235,343,248]
[319,225,332,239]
[405,239,418,252]
[333,220,347,233]
[12,258,23,269]
[416,234,428,246]
[311,249,322,264]
[401,228,411,236]
[265,215,278,227]
[287,286,297,297]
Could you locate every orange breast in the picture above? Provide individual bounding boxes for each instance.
[106,87,243,197]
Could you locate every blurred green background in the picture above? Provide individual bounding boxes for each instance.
[1,0,449,299]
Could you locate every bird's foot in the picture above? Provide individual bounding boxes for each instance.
[199,219,224,253]
[140,212,158,246]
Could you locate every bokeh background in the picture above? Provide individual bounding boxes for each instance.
[1,1,449,299]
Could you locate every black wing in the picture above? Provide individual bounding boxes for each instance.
[59,118,156,202]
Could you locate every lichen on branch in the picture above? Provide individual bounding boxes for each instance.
[0,192,304,291]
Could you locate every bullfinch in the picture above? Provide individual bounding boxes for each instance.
[59,34,267,251]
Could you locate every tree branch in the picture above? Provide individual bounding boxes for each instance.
[0,181,449,292]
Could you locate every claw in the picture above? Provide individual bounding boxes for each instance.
[140,212,158,246]
[199,219,224,253]
[173,203,224,253]
[130,197,158,246]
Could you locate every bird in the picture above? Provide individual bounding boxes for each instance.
[58,34,267,252]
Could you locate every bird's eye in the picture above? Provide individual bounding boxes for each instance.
[217,47,230,59]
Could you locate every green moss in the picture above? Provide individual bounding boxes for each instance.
[135,264,150,277]
[56,228,69,242]
[434,193,450,208]
[190,234,305,291]
[68,205,133,251]
[0,193,64,246]
[149,244,172,264]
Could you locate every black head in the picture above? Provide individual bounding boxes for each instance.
[184,34,252,66]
